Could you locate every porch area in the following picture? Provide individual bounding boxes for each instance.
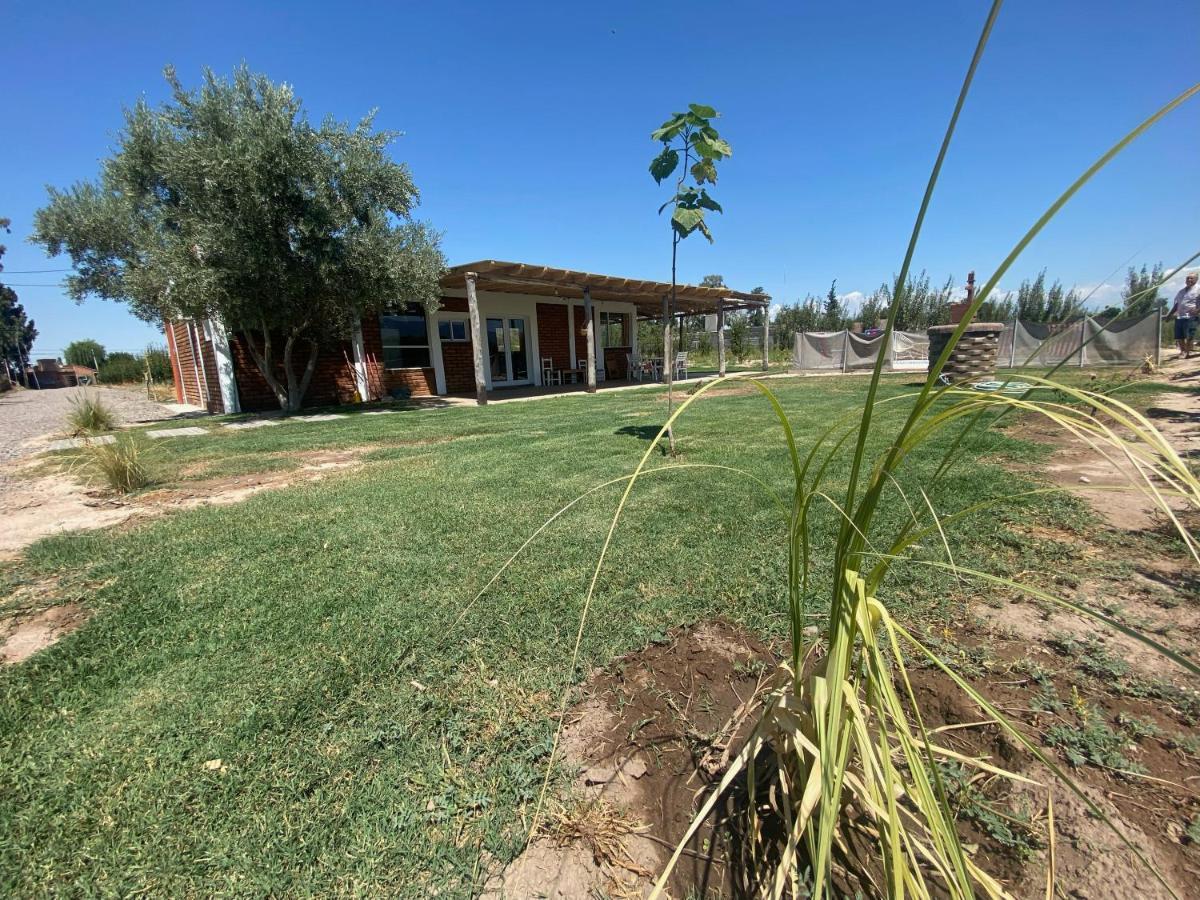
[437,260,770,405]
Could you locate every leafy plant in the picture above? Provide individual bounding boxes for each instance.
[63,338,106,369]
[650,104,732,450]
[66,393,116,435]
[1045,705,1145,775]
[82,434,152,493]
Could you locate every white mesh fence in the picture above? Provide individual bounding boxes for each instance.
[794,311,1159,372]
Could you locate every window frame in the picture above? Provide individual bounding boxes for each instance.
[599,311,630,348]
[380,305,433,370]
[437,315,470,343]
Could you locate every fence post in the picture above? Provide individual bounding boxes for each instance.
[796,332,805,371]
[1155,302,1163,368]
[841,329,849,373]
[1009,318,1018,368]
[1078,316,1086,367]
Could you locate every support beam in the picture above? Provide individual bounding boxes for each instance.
[465,272,488,406]
[761,301,770,372]
[583,286,597,393]
[717,298,726,377]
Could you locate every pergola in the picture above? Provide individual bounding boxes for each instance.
[441,260,771,404]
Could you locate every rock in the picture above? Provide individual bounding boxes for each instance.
[1079,475,1091,484]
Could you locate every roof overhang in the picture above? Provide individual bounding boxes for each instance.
[441,260,770,316]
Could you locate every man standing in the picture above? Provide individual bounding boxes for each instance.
[1167,272,1199,359]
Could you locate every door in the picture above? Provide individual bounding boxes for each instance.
[485,317,531,386]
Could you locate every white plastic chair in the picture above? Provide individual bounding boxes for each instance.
[674,352,688,380]
[626,353,642,382]
[541,357,562,386]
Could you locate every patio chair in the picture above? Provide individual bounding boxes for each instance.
[595,361,607,383]
[674,352,689,380]
[626,353,643,382]
[541,357,562,386]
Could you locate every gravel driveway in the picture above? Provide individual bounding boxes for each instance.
[0,385,181,464]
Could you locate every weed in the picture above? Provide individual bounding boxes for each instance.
[938,762,1042,861]
[66,393,116,435]
[1115,712,1160,741]
[1187,815,1200,845]
[1044,704,1146,775]
[85,435,153,493]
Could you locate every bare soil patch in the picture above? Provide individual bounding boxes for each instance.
[484,620,780,899]
[0,446,374,559]
[0,603,88,664]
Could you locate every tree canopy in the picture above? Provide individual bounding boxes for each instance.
[0,217,37,383]
[32,65,445,410]
[64,339,107,369]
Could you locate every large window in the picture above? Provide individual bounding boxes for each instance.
[380,305,432,369]
[599,311,629,348]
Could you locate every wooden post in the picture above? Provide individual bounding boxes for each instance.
[761,302,770,372]
[465,271,487,406]
[1078,315,1087,368]
[662,295,673,388]
[716,299,726,377]
[1155,302,1163,368]
[583,286,597,393]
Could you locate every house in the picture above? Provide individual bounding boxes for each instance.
[164,261,769,413]
[24,359,97,389]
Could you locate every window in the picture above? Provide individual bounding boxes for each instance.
[380,305,432,369]
[438,318,469,342]
[599,311,629,348]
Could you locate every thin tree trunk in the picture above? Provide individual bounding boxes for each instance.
[666,232,677,454]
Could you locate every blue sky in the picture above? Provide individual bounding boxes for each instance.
[3,0,1197,358]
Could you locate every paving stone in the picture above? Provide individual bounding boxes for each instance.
[222,419,281,430]
[44,435,116,451]
[296,414,347,422]
[360,410,398,416]
[146,426,209,439]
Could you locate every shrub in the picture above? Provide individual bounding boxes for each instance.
[66,393,116,435]
[86,435,151,493]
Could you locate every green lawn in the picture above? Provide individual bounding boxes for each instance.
[0,374,1130,896]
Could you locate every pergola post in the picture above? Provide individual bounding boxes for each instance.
[717,298,726,377]
[583,286,598,393]
[761,301,770,372]
[465,271,487,406]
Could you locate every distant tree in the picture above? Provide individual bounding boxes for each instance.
[729,313,750,360]
[772,296,821,347]
[99,351,140,382]
[64,339,107,369]
[1122,263,1165,318]
[819,280,844,331]
[1013,270,1083,323]
[0,217,38,383]
[748,286,767,325]
[32,65,444,411]
[978,291,1018,323]
[866,271,953,331]
[701,274,725,288]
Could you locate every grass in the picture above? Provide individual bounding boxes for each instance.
[66,393,116,435]
[0,373,1096,896]
[81,434,153,493]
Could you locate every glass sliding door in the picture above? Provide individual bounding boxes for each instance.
[485,316,531,386]
[508,318,528,382]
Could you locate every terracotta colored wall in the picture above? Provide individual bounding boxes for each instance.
[536,303,571,372]
[167,321,224,411]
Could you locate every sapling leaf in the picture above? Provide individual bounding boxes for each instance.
[688,102,717,118]
[690,159,718,185]
[648,147,679,184]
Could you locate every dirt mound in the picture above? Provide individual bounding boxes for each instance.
[0,601,88,664]
[483,620,779,898]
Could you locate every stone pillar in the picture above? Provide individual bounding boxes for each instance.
[927,322,1005,383]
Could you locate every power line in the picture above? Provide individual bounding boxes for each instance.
[0,268,72,274]
[0,282,66,287]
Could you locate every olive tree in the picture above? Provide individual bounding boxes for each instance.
[33,65,444,411]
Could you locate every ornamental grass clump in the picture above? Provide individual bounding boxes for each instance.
[493,3,1200,896]
[66,392,117,435]
[86,434,152,494]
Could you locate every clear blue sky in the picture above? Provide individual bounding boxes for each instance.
[3,0,1197,358]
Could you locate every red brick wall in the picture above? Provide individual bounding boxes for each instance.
[537,303,570,372]
[573,306,587,367]
[167,321,225,412]
[229,330,361,412]
[436,297,476,393]
[359,315,437,399]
